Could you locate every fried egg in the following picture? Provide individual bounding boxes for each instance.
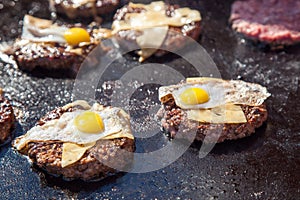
[171,82,226,109]
[21,15,90,45]
[14,102,133,150]
[159,77,271,109]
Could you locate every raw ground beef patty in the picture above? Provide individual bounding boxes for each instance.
[15,105,135,181]
[157,97,268,143]
[230,0,300,45]
[0,89,15,144]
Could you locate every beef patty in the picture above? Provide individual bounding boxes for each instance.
[230,0,300,46]
[0,89,15,144]
[157,97,268,143]
[16,105,135,181]
[12,39,98,77]
[113,3,201,59]
[10,27,107,77]
[50,0,120,19]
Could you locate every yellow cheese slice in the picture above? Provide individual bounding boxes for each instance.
[102,131,134,140]
[62,142,96,168]
[185,77,271,107]
[111,1,200,62]
[60,107,134,168]
[61,129,134,168]
[186,104,247,123]
[112,1,201,32]
[136,26,169,62]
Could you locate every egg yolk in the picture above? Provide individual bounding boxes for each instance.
[74,111,104,133]
[180,87,210,105]
[63,28,90,46]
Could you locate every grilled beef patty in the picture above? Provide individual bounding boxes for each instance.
[10,27,105,77]
[157,97,268,143]
[12,40,95,75]
[230,0,300,46]
[113,4,201,57]
[50,0,120,19]
[0,90,15,144]
[19,105,135,181]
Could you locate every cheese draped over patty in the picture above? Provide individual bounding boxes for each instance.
[112,1,201,32]
[14,101,134,167]
[112,1,201,62]
[159,77,271,124]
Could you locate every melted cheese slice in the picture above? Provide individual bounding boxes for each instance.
[186,77,271,106]
[112,1,201,32]
[61,130,134,168]
[61,129,134,168]
[14,101,135,168]
[59,105,134,167]
[102,131,134,140]
[187,104,247,124]
[159,77,270,124]
[186,77,268,123]
[62,142,96,168]
[112,1,201,61]
[136,26,168,62]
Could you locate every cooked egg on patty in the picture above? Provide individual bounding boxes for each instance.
[159,77,270,110]
[13,101,134,170]
[157,77,271,142]
[14,101,133,151]
[22,15,91,46]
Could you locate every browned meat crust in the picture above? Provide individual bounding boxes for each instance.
[230,0,300,46]
[27,138,134,181]
[157,97,268,143]
[12,39,97,76]
[113,4,201,57]
[51,0,120,19]
[19,105,135,181]
[0,90,15,143]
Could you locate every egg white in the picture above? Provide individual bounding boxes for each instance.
[61,109,123,143]
[171,82,226,109]
[159,78,271,110]
[14,106,125,150]
[21,15,68,43]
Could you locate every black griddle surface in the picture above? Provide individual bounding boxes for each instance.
[0,0,299,199]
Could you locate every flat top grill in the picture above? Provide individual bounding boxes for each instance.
[0,0,299,199]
